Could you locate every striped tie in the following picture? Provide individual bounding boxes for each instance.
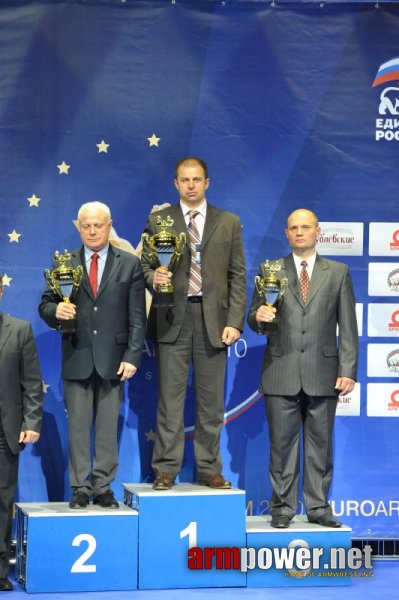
[299,260,310,303]
[187,210,202,296]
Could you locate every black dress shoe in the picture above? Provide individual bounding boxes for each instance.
[0,577,13,591]
[270,515,291,528]
[308,515,342,528]
[93,489,119,508]
[69,490,90,509]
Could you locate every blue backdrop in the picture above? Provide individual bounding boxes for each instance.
[0,0,398,538]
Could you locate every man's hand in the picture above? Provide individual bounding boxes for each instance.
[153,267,172,290]
[222,327,241,346]
[256,304,276,323]
[55,302,76,320]
[19,430,40,444]
[335,377,355,396]
[117,362,138,382]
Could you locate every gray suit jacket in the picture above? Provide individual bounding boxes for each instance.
[39,244,146,380]
[0,313,43,454]
[248,254,358,396]
[141,203,246,348]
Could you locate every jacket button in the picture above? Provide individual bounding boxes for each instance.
[301,349,304,353]
[93,306,98,312]
[93,330,98,335]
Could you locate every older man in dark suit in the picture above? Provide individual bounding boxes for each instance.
[141,157,246,490]
[248,209,358,529]
[0,275,42,591]
[39,201,146,509]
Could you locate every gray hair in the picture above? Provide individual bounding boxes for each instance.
[78,201,111,222]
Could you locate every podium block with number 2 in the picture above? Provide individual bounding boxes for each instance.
[15,502,138,593]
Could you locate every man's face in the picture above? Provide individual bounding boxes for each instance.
[174,163,209,208]
[78,209,112,252]
[285,210,320,255]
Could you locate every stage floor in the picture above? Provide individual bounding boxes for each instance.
[7,560,396,599]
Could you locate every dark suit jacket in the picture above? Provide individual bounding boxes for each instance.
[141,203,246,348]
[0,313,43,454]
[247,254,358,396]
[39,244,146,380]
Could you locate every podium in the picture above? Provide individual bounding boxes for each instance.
[246,516,352,587]
[123,483,246,589]
[15,502,138,593]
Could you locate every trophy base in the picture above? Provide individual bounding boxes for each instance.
[59,318,77,334]
[153,292,174,308]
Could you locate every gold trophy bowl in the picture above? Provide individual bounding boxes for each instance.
[142,216,186,307]
[44,250,83,333]
[255,260,288,330]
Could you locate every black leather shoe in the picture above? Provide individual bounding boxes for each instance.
[93,490,119,508]
[0,577,13,591]
[153,472,175,490]
[308,515,342,528]
[69,490,89,509]
[270,515,291,528]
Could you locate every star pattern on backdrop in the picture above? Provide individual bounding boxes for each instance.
[27,194,41,207]
[42,381,50,393]
[8,229,21,243]
[147,133,160,147]
[96,139,110,153]
[2,274,12,286]
[57,161,70,174]
[145,429,156,442]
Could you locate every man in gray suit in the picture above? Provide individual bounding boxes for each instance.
[248,209,358,528]
[141,157,246,490]
[0,275,42,591]
[39,202,146,509]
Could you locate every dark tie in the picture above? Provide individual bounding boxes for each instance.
[89,252,99,297]
[187,210,202,296]
[299,260,310,303]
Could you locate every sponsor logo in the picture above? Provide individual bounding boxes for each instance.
[317,223,363,256]
[388,389,399,410]
[388,310,399,331]
[390,229,399,249]
[373,57,399,141]
[387,349,399,372]
[387,268,399,291]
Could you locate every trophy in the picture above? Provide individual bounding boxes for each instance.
[44,250,83,333]
[255,260,288,329]
[141,216,186,307]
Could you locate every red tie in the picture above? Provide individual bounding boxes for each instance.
[89,253,99,297]
[299,260,310,303]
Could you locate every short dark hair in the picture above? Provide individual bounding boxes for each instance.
[174,157,208,179]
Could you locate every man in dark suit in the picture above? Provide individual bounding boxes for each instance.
[141,157,246,490]
[0,275,42,591]
[39,201,146,509]
[248,209,358,528]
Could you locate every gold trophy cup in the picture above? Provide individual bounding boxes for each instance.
[255,260,288,330]
[141,216,186,307]
[44,250,83,333]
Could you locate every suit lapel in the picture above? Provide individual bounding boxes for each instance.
[0,313,11,353]
[284,254,302,306]
[201,204,220,250]
[306,255,329,306]
[97,245,118,298]
[71,247,92,299]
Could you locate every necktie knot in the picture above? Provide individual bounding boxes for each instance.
[189,210,199,220]
[91,252,99,263]
[300,260,307,268]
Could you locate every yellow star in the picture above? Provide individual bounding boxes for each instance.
[147,133,161,147]
[8,229,21,243]
[42,381,50,394]
[96,140,110,153]
[57,161,70,174]
[2,274,12,286]
[145,429,156,442]
[28,194,41,207]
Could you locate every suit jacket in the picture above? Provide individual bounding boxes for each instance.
[141,202,246,348]
[39,244,146,380]
[0,313,43,454]
[247,254,358,396]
